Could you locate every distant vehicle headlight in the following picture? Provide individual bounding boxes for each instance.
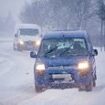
[35,39,41,47]
[36,63,45,71]
[19,39,24,45]
[78,61,89,70]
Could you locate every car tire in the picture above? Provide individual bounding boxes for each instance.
[78,84,85,91]
[85,81,93,91]
[35,84,44,93]
[13,44,17,51]
[17,46,23,51]
[13,44,22,51]
[18,47,22,51]
[93,79,96,87]
[13,46,16,51]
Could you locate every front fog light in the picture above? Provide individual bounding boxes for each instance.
[78,61,89,70]
[36,64,45,71]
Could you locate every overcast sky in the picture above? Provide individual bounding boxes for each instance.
[0,0,29,22]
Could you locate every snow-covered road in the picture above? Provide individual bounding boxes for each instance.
[0,38,105,105]
[0,39,35,105]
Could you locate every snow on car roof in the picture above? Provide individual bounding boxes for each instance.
[14,24,41,34]
[16,24,41,29]
[43,30,88,39]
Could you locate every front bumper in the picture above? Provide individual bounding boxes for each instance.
[17,41,37,50]
[35,68,92,88]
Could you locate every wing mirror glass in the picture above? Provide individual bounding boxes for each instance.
[92,49,98,56]
[30,51,37,58]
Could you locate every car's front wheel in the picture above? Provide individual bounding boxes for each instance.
[85,81,93,91]
[79,79,95,92]
[13,43,17,51]
[93,79,96,87]
[35,85,43,93]
[13,43,22,51]
[35,82,46,93]
[85,75,97,91]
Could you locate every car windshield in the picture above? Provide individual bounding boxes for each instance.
[38,37,88,58]
[19,28,39,36]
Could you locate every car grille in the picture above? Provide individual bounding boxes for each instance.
[25,41,35,45]
[48,65,76,70]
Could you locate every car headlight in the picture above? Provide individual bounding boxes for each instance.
[36,63,45,71]
[78,61,89,70]
[35,40,41,47]
[19,39,24,45]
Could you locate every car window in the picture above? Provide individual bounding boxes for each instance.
[19,29,39,36]
[38,37,88,58]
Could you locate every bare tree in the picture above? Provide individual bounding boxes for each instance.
[69,0,94,30]
[97,0,105,50]
[20,0,93,30]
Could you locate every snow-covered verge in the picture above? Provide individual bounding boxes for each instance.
[0,37,105,105]
[0,38,36,105]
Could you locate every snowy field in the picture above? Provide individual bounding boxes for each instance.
[0,37,105,105]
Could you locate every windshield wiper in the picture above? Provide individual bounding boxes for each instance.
[59,48,70,56]
[59,48,82,56]
[44,46,57,57]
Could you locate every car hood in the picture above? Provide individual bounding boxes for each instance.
[19,35,40,41]
[37,56,90,67]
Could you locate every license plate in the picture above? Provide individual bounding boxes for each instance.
[52,74,72,81]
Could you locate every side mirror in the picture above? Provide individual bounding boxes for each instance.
[92,49,98,56]
[30,51,37,58]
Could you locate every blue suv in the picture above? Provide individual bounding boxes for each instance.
[30,31,98,92]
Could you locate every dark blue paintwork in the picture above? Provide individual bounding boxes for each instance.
[33,31,97,89]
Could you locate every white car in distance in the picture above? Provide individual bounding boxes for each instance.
[13,24,41,51]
